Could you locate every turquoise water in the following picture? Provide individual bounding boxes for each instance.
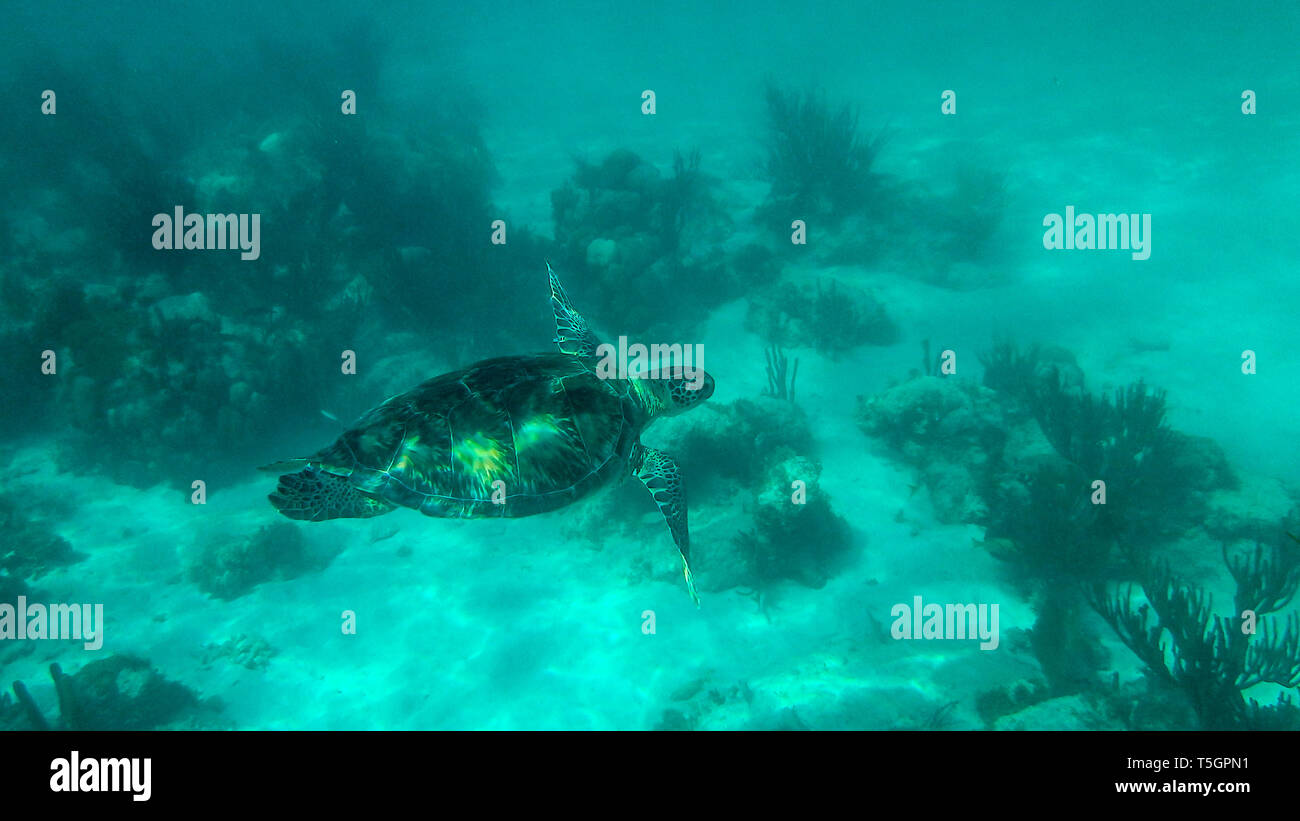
[1,1,1299,730]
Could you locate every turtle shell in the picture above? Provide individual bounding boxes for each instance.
[304,354,641,518]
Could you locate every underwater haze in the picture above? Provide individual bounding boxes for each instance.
[2,0,1299,730]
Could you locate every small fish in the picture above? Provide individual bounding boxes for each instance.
[320,410,339,423]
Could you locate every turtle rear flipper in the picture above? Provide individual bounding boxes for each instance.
[269,468,394,522]
[632,444,699,605]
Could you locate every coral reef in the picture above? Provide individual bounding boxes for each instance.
[661,399,850,592]
[999,343,1230,549]
[2,51,197,273]
[653,675,756,730]
[183,521,340,601]
[201,633,277,671]
[979,341,1082,410]
[747,83,1014,288]
[7,655,223,730]
[0,680,48,731]
[746,278,897,358]
[33,278,323,488]
[982,458,1111,693]
[984,360,1230,695]
[550,148,734,335]
[857,375,1014,524]
[733,454,851,590]
[569,397,851,596]
[664,398,814,493]
[864,345,1222,545]
[862,343,1240,703]
[1,49,552,489]
[0,492,82,580]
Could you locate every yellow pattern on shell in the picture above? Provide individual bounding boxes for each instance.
[515,414,584,483]
[453,434,510,483]
[391,434,421,475]
[517,414,561,448]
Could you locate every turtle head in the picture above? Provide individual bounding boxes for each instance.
[651,368,714,417]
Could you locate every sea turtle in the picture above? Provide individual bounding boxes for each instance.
[263,263,714,602]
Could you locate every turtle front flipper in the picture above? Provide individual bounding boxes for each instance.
[631,443,700,606]
[269,467,395,522]
[547,261,603,357]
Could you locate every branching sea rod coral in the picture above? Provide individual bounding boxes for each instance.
[761,82,887,218]
[659,148,704,255]
[763,344,798,403]
[979,340,1046,406]
[982,341,1214,549]
[862,342,1239,707]
[984,458,1112,694]
[1091,533,1300,729]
